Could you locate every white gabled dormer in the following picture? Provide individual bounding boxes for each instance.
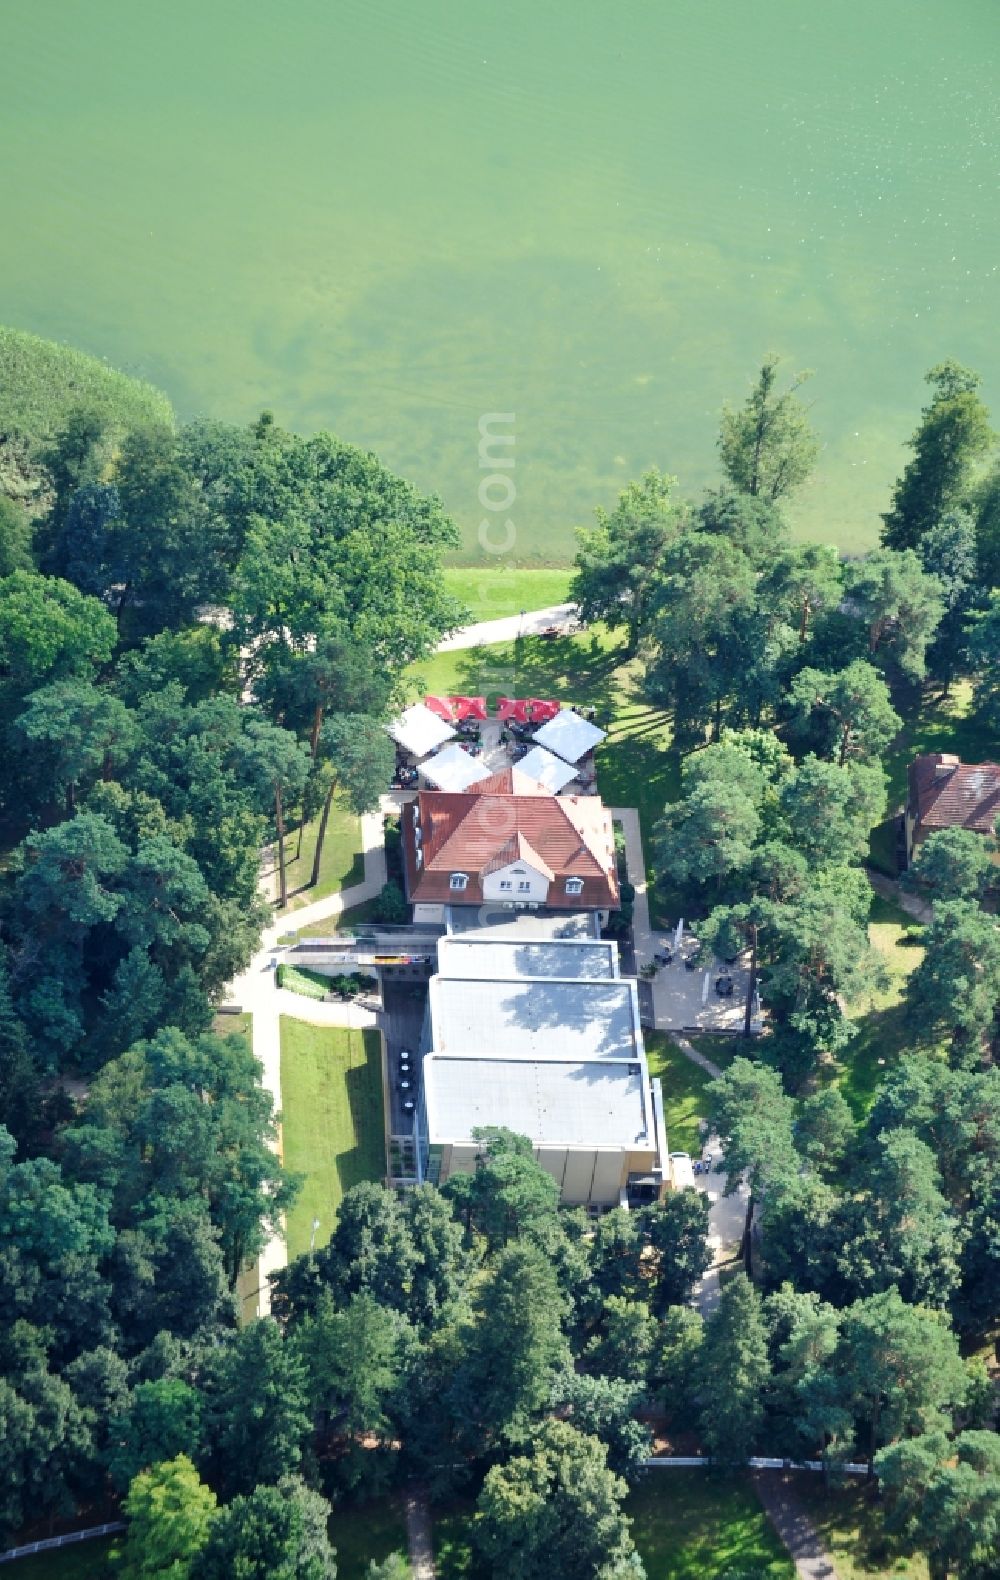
[482,858,551,903]
[481,833,554,903]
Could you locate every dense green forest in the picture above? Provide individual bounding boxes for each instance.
[2,335,1000,1577]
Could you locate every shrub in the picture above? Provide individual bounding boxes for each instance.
[373,881,408,924]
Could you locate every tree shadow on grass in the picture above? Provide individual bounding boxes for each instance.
[336,1029,386,1196]
[837,999,912,1122]
[446,633,623,721]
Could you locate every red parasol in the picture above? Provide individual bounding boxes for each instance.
[496,697,519,721]
[424,695,455,721]
[527,698,560,723]
[449,695,488,721]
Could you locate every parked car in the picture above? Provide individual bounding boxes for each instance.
[669,1152,696,1190]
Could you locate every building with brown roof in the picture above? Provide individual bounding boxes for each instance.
[402,767,619,913]
[905,753,1000,864]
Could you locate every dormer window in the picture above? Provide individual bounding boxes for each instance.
[415,845,423,868]
[449,873,469,892]
[565,877,584,896]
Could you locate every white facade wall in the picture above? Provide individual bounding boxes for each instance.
[481,859,550,904]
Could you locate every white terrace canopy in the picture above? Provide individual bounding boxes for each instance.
[418,742,492,792]
[387,702,456,760]
[516,744,579,794]
[532,707,606,765]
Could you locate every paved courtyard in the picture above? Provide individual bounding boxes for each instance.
[648,941,758,1034]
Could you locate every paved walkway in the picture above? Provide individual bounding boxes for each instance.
[610,807,750,1317]
[670,1031,749,1318]
[753,1473,838,1580]
[224,805,391,1316]
[404,1486,436,1579]
[866,868,933,924]
[611,805,653,968]
[436,602,577,650]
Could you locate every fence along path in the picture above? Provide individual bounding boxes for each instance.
[0,1521,125,1564]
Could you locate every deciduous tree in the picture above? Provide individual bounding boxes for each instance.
[474,1420,643,1580]
[193,1476,336,1580]
[118,1454,218,1580]
[719,356,820,503]
[902,826,995,902]
[571,469,684,653]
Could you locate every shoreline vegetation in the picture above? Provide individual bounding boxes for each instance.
[3,324,1000,1580]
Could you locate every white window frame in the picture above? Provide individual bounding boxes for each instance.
[449,872,469,892]
[517,880,531,893]
[499,879,513,892]
[565,877,584,896]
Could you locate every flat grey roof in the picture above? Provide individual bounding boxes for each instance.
[423,1054,648,1147]
[437,935,617,981]
[446,908,597,940]
[429,976,642,1063]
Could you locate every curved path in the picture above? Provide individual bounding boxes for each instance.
[226,806,390,1315]
[226,598,578,1313]
[436,603,577,650]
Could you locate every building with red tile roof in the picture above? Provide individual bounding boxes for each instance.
[905,753,1000,863]
[402,767,619,911]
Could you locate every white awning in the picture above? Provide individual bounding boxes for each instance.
[418,743,492,792]
[516,744,578,794]
[533,707,606,764]
[387,703,456,759]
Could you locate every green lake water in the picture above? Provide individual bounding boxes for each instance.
[2,0,998,559]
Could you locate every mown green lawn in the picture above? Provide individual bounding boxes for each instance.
[279,1019,385,1258]
[294,896,382,938]
[9,1540,115,1579]
[792,1476,930,1580]
[644,1032,715,1156]
[329,1498,409,1579]
[408,628,678,864]
[836,891,929,1122]
[433,1474,794,1580]
[277,796,365,916]
[442,566,574,622]
[626,1473,794,1579]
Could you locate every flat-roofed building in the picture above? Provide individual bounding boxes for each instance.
[428,975,641,1064]
[415,931,666,1209]
[436,934,618,981]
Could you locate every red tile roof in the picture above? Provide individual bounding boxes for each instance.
[403,784,619,908]
[908,754,1000,837]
